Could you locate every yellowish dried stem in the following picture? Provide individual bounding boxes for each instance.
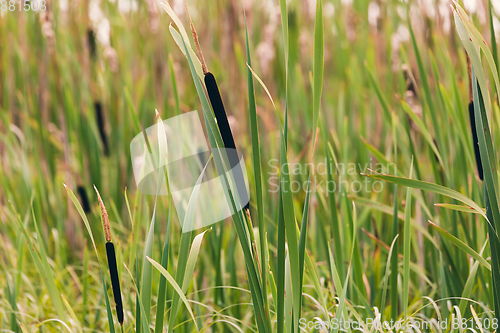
[466,52,473,103]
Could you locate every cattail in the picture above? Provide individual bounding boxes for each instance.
[87,29,97,60]
[185,2,250,210]
[77,185,91,213]
[94,101,109,156]
[467,54,483,180]
[94,186,124,326]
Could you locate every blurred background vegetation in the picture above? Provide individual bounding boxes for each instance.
[2,0,500,331]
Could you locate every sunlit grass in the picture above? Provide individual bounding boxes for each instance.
[1,0,500,332]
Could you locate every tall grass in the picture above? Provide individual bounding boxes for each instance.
[2,0,500,332]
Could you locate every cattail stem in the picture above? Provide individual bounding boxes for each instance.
[204,73,236,150]
[94,101,109,156]
[183,2,250,210]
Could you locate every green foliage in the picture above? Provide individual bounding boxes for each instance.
[2,1,500,332]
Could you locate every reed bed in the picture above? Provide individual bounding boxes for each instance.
[2,0,500,332]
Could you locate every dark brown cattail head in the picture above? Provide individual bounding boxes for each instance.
[94,101,109,156]
[204,73,236,150]
[183,0,207,74]
[204,73,250,210]
[77,185,91,213]
[106,242,123,325]
[87,28,97,60]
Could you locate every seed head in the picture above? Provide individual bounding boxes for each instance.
[94,185,111,242]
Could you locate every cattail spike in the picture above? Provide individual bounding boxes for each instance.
[77,185,91,213]
[94,185,112,242]
[183,0,208,74]
[466,53,484,180]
